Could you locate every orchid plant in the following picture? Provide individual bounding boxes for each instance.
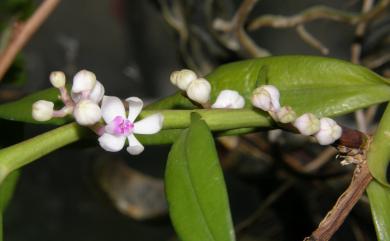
[0,56,390,241]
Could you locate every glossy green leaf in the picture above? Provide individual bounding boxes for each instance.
[151,56,390,117]
[367,103,390,187]
[367,180,390,241]
[0,86,71,125]
[165,113,235,241]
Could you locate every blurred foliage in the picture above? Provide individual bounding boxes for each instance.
[0,0,34,88]
[0,0,34,24]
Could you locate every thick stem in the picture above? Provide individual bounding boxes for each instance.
[139,109,273,131]
[304,162,372,241]
[0,123,85,184]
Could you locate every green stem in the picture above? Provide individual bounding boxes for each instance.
[0,123,87,184]
[0,109,272,184]
[140,109,272,130]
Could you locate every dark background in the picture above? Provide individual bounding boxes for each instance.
[1,0,388,240]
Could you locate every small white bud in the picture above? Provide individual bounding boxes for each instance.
[251,85,280,112]
[72,69,97,93]
[73,99,102,126]
[276,106,297,123]
[49,71,66,88]
[89,81,105,103]
[32,100,54,121]
[170,70,180,85]
[293,113,320,136]
[314,118,342,145]
[175,69,198,90]
[186,78,211,104]
[211,90,245,109]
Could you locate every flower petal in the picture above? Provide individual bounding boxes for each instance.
[98,133,126,152]
[101,96,125,123]
[133,113,164,134]
[126,97,143,122]
[126,134,144,155]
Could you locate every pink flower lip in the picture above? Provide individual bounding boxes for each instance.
[110,116,134,136]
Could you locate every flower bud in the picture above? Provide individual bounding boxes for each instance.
[73,99,101,126]
[276,106,297,123]
[174,69,197,90]
[251,85,280,112]
[170,70,180,85]
[32,100,54,121]
[50,71,66,88]
[211,89,245,109]
[89,81,105,103]
[186,78,211,104]
[72,69,97,93]
[314,117,342,145]
[293,113,320,136]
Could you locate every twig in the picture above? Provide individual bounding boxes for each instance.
[232,0,270,57]
[236,180,294,234]
[296,24,329,55]
[0,0,61,81]
[355,109,368,133]
[303,147,337,173]
[158,0,202,73]
[351,0,374,65]
[248,0,389,31]
[362,52,390,69]
[352,0,375,133]
[365,104,379,128]
[213,0,270,57]
[303,161,372,241]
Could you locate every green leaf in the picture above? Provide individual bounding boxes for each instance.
[0,86,71,125]
[151,56,390,117]
[165,113,235,241]
[0,123,87,184]
[367,103,390,187]
[367,180,390,241]
[208,56,390,117]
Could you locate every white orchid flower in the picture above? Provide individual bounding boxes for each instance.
[98,96,164,155]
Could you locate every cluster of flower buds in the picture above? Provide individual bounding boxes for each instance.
[32,70,104,125]
[251,85,342,145]
[170,69,211,105]
[32,70,164,155]
[170,69,246,109]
